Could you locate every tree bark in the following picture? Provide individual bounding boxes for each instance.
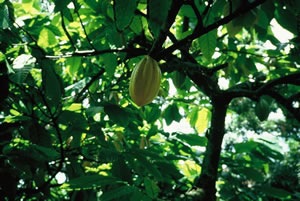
[194,97,229,201]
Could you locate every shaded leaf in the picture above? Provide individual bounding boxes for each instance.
[144,177,160,199]
[101,185,135,201]
[176,133,208,147]
[114,0,137,30]
[148,0,171,38]
[164,103,181,125]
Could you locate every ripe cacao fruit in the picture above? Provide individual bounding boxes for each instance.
[129,55,161,106]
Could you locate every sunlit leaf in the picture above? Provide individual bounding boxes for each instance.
[38,28,58,49]
[195,108,210,134]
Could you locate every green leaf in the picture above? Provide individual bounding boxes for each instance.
[258,186,291,199]
[148,0,172,38]
[255,97,271,121]
[238,167,265,182]
[198,29,217,60]
[104,104,132,126]
[144,177,160,199]
[66,57,81,76]
[0,5,10,29]
[130,15,143,34]
[275,7,297,35]
[234,141,258,153]
[38,28,58,49]
[134,152,162,179]
[42,60,63,108]
[32,144,60,161]
[195,108,210,134]
[176,134,208,147]
[53,0,71,12]
[114,0,137,30]
[144,104,161,123]
[164,103,181,125]
[258,143,284,161]
[187,107,199,127]
[10,54,36,84]
[101,185,135,201]
[62,175,121,189]
[102,53,117,77]
[111,157,132,183]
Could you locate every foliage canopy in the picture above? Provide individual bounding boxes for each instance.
[0,0,300,200]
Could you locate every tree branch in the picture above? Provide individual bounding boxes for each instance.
[159,0,266,58]
[266,90,300,122]
[74,68,105,102]
[72,0,96,50]
[149,0,183,58]
[44,47,147,59]
[60,11,76,51]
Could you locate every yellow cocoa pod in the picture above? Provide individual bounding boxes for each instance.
[129,55,161,106]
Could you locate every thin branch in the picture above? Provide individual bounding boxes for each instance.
[266,90,300,122]
[202,0,214,18]
[189,0,203,33]
[220,49,287,59]
[256,71,300,95]
[159,0,266,59]
[13,21,46,56]
[74,68,105,102]
[60,11,76,51]
[72,0,96,50]
[45,47,147,59]
[149,0,183,57]
[226,71,300,99]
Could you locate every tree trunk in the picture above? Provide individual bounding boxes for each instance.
[195,97,228,200]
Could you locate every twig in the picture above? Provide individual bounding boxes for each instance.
[45,47,147,59]
[60,11,76,51]
[74,68,105,102]
[159,0,266,59]
[72,0,96,50]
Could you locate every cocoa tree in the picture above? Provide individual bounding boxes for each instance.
[1,0,300,200]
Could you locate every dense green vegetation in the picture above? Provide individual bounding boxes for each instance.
[0,0,299,200]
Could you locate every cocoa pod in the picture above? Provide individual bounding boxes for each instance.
[129,55,161,106]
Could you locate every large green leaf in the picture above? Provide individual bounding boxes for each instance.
[66,57,81,77]
[148,0,172,38]
[195,107,210,134]
[102,53,117,77]
[234,141,258,153]
[10,54,36,84]
[38,28,58,49]
[144,104,161,123]
[104,104,133,126]
[258,186,291,199]
[101,185,136,201]
[114,0,137,30]
[144,177,160,199]
[164,103,181,125]
[0,4,10,29]
[238,167,265,182]
[176,133,207,147]
[197,29,217,60]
